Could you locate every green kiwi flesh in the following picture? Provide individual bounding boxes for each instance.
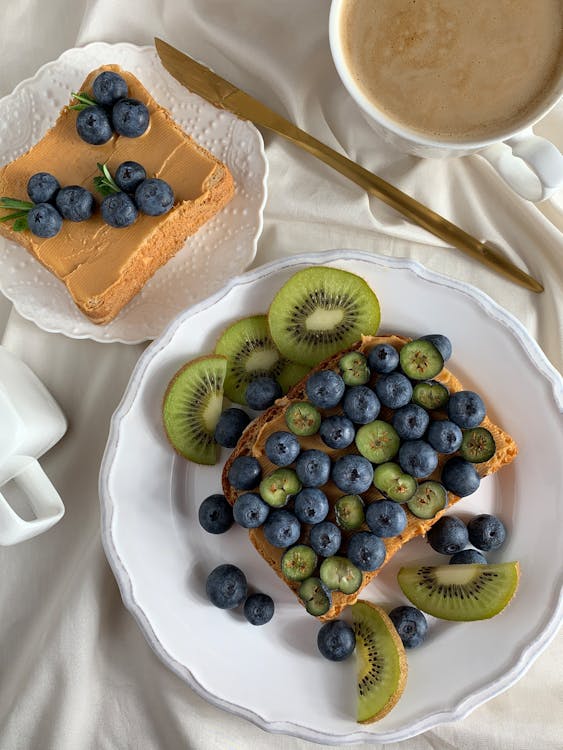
[352,600,407,723]
[215,315,308,404]
[268,267,381,366]
[398,562,520,621]
[162,355,227,465]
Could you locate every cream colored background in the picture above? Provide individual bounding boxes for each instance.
[0,2,561,748]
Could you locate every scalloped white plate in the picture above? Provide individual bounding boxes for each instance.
[0,43,267,343]
[99,251,562,744]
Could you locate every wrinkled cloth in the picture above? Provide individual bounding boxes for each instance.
[0,2,561,749]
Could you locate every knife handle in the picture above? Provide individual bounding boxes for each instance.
[259,111,543,293]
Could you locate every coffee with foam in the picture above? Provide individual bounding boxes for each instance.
[339,0,563,141]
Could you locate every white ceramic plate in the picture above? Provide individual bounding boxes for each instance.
[0,43,267,343]
[99,251,563,744]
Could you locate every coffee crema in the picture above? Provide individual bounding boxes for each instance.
[339,0,563,140]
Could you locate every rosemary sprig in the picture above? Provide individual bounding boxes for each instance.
[69,91,98,111]
[0,197,34,232]
[93,162,120,197]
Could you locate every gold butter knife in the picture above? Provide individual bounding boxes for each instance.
[155,38,543,293]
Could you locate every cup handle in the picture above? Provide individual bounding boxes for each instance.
[0,455,65,545]
[479,129,563,202]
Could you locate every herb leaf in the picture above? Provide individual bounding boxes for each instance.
[13,217,28,232]
[69,91,98,111]
[0,210,29,223]
[93,162,120,197]
[0,197,34,210]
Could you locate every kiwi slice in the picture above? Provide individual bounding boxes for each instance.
[398,562,520,621]
[373,462,417,502]
[299,577,332,616]
[162,355,227,465]
[356,421,400,464]
[268,267,381,367]
[460,427,496,463]
[335,494,365,531]
[320,555,363,594]
[352,600,407,723]
[215,315,308,404]
[407,481,448,519]
[412,380,449,410]
[400,340,444,381]
[285,401,322,436]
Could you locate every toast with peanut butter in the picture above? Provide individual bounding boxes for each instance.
[0,65,234,324]
[222,334,518,621]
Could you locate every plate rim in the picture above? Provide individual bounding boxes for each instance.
[0,41,268,345]
[99,249,563,744]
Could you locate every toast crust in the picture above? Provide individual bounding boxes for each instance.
[222,335,518,620]
[0,65,234,324]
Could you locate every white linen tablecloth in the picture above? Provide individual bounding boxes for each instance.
[0,2,561,748]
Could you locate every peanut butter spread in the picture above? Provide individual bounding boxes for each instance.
[0,66,230,317]
[223,335,519,619]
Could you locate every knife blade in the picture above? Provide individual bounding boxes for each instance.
[155,38,544,293]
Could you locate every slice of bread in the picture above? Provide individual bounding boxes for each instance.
[0,65,234,324]
[222,334,518,620]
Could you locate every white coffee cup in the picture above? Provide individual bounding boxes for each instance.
[0,346,67,545]
[329,0,563,202]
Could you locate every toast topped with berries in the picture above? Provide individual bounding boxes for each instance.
[222,334,518,621]
[0,65,234,324]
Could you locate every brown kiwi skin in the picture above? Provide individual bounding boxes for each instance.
[354,600,408,724]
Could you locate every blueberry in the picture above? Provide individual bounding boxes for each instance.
[26,203,62,238]
[227,455,262,490]
[244,593,275,625]
[441,456,480,497]
[366,499,407,537]
[342,385,381,424]
[293,488,329,524]
[114,160,147,193]
[374,372,413,409]
[388,606,428,648]
[27,172,60,204]
[398,440,438,478]
[305,370,345,409]
[265,430,301,466]
[55,186,95,222]
[309,521,341,557]
[450,548,487,564]
[392,404,429,441]
[346,531,386,571]
[112,97,150,137]
[420,334,452,362]
[319,415,355,449]
[76,105,113,145]
[295,449,332,488]
[263,508,301,548]
[467,513,506,551]
[214,407,251,448]
[206,564,247,609]
[447,391,486,429]
[198,494,233,534]
[367,343,399,373]
[100,191,138,228]
[92,70,128,106]
[233,492,270,528]
[317,620,356,661]
[427,419,463,454]
[426,515,468,555]
[244,377,282,410]
[331,454,374,494]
